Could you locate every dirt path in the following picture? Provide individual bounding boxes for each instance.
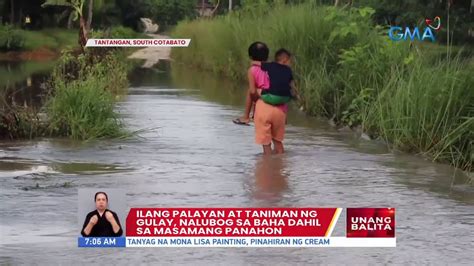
[128,34,171,68]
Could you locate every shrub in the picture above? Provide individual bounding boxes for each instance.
[0,25,25,51]
[44,49,129,140]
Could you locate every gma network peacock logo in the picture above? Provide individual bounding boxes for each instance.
[389,16,441,42]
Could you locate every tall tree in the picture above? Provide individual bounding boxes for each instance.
[9,0,13,24]
[42,0,87,50]
[86,0,93,30]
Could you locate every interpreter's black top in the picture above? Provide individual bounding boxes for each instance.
[261,62,294,97]
[81,209,123,237]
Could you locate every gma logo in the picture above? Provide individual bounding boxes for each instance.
[388,27,436,42]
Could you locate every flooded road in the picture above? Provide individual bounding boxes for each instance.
[0,63,473,265]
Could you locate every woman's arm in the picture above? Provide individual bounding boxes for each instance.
[105,211,123,236]
[81,213,98,236]
[290,80,300,101]
[248,68,257,96]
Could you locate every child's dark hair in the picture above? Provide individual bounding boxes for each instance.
[275,48,292,61]
[248,41,269,61]
[94,191,108,202]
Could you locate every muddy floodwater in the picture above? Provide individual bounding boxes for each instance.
[0,62,473,265]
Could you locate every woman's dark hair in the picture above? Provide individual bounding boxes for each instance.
[275,48,292,61]
[248,41,269,61]
[94,191,108,202]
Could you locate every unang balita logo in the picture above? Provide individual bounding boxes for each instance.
[389,16,441,42]
[346,208,395,238]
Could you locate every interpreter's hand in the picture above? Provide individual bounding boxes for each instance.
[105,211,115,223]
[89,215,98,225]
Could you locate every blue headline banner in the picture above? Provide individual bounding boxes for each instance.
[78,237,126,248]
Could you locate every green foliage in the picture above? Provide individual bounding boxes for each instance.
[116,0,196,29]
[21,28,77,50]
[42,0,85,19]
[90,26,145,39]
[0,25,25,51]
[89,0,124,27]
[0,27,76,51]
[172,3,474,170]
[152,0,197,25]
[366,56,474,170]
[341,87,375,128]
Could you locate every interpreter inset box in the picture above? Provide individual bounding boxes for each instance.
[78,188,126,238]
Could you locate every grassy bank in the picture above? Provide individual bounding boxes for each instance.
[172,3,473,170]
[22,28,77,51]
[44,49,129,140]
[0,25,152,140]
[0,48,130,140]
[0,26,77,51]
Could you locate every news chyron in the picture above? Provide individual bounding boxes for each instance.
[78,208,396,248]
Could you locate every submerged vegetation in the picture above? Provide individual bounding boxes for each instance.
[172,3,473,170]
[0,96,44,139]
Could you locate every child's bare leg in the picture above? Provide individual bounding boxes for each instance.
[262,144,272,155]
[273,139,284,154]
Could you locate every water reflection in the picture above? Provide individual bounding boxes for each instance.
[0,61,54,108]
[382,155,474,204]
[253,155,289,202]
[170,62,245,106]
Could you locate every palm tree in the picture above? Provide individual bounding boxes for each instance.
[10,0,14,24]
[86,0,93,30]
[42,0,88,50]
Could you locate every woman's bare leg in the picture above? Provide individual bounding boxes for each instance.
[262,144,273,155]
[273,140,284,154]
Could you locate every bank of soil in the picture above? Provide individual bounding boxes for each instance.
[0,47,58,61]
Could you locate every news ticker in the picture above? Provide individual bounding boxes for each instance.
[78,237,396,248]
[78,208,396,248]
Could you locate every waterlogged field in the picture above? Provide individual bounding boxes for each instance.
[1,66,472,264]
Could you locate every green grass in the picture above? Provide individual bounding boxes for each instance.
[364,55,474,170]
[90,26,149,39]
[171,3,474,170]
[21,28,77,50]
[44,50,129,140]
[45,76,124,140]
